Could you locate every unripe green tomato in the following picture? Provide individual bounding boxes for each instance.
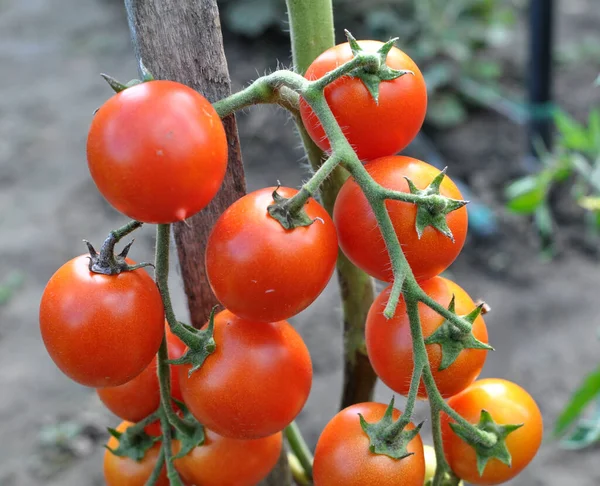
[423,445,464,486]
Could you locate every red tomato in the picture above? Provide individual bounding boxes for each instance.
[441,379,543,485]
[300,41,427,162]
[178,309,312,440]
[97,325,186,422]
[87,80,227,224]
[366,277,488,399]
[313,402,425,486]
[205,186,338,322]
[173,429,282,486]
[104,421,168,486]
[39,255,164,387]
[334,156,467,281]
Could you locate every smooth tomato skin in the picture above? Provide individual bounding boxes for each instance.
[173,430,282,486]
[441,379,543,485]
[39,255,164,387]
[206,186,338,322]
[178,310,312,440]
[334,156,467,281]
[300,41,427,162]
[313,402,425,486]
[97,325,186,422]
[366,276,488,399]
[87,80,227,223]
[104,421,168,486]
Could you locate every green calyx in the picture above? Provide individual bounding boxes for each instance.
[267,188,315,230]
[359,397,424,460]
[344,30,412,103]
[106,424,159,462]
[405,168,468,241]
[172,400,206,459]
[168,309,217,376]
[450,410,523,477]
[424,296,493,371]
[100,62,155,93]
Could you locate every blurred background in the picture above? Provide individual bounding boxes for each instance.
[1,0,600,484]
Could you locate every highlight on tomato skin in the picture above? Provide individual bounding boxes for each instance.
[87,80,228,224]
[441,379,543,485]
[312,402,425,486]
[39,255,165,388]
[178,309,313,440]
[366,276,488,399]
[205,186,338,323]
[300,40,427,162]
[333,155,468,282]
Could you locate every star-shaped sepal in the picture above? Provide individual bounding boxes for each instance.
[344,30,413,104]
[424,297,493,371]
[168,309,217,376]
[405,168,469,241]
[105,424,159,461]
[267,187,316,230]
[172,400,207,459]
[359,397,424,460]
[450,410,523,477]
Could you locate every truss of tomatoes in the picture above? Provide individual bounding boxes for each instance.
[38,38,542,486]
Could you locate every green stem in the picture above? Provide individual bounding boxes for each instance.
[419,292,473,334]
[146,445,166,486]
[159,409,184,486]
[110,220,143,241]
[284,421,314,479]
[285,155,340,212]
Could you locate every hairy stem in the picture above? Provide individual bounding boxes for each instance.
[146,445,166,486]
[159,409,184,486]
[284,422,314,480]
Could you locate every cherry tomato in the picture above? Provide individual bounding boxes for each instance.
[300,41,427,162]
[104,421,168,486]
[441,379,543,485]
[40,255,164,387]
[206,186,338,322]
[313,402,425,486]
[87,80,228,223]
[173,429,282,486]
[97,325,186,422]
[178,309,312,440]
[366,276,488,399]
[334,156,467,281]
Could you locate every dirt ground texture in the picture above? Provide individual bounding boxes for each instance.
[2,0,600,484]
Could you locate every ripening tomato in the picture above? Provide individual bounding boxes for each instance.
[104,421,168,486]
[178,310,312,440]
[97,325,186,422]
[205,186,338,322]
[441,379,543,485]
[366,276,488,399]
[40,255,164,387]
[87,80,228,223]
[313,402,425,486]
[299,41,427,162]
[173,429,282,486]
[334,156,467,282]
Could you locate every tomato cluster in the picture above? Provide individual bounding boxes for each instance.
[38,36,543,486]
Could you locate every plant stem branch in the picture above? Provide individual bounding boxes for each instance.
[159,408,184,486]
[146,445,166,486]
[284,421,314,480]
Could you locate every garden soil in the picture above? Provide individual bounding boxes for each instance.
[1,0,600,484]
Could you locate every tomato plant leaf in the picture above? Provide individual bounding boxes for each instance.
[554,366,600,437]
[106,426,159,461]
[505,175,546,214]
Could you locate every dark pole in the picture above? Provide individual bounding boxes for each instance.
[528,0,554,156]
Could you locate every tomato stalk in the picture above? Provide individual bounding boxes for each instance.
[146,445,166,486]
[284,422,314,480]
[159,408,184,486]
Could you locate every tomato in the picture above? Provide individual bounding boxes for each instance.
[205,186,338,322]
[313,402,425,486]
[334,156,467,282]
[299,41,427,162]
[104,421,168,486]
[40,255,164,387]
[441,379,543,485]
[97,325,186,422]
[173,429,282,486]
[366,276,488,399]
[178,309,312,440]
[87,80,227,224]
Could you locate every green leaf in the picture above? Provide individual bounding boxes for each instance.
[555,110,591,152]
[223,0,280,37]
[427,93,468,129]
[505,176,546,214]
[560,398,600,450]
[554,366,600,437]
[588,109,600,152]
[534,203,554,239]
